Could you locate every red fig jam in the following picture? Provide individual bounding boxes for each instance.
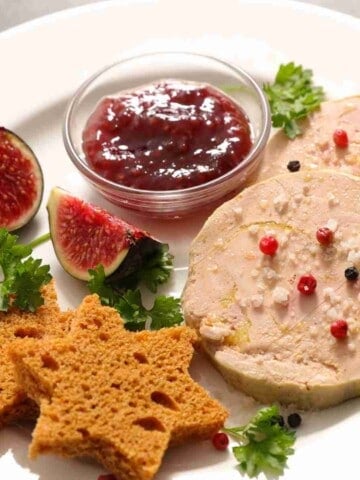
[82,80,252,191]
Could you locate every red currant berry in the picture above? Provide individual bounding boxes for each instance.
[212,432,229,451]
[297,275,317,295]
[333,129,349,148]
[316,227,334,246]
[259,236,279,256]
[98,475,116,480]
[330,320,348,339]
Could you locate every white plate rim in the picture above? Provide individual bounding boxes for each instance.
[1,2,360,480]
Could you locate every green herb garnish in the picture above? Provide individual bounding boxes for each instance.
[0,228,51,312]
[224,405,296,478]
[137,243,174,293]
[88,264,183,330]
[263,62,325,139]
[114,243,174,293]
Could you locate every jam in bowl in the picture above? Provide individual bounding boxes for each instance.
[82,79,253,191]
[63,52,271,218]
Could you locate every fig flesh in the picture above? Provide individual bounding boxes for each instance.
[47,187,163,282]
[0,127,43,231]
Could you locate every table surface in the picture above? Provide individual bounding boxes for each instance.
[0,0,359,32]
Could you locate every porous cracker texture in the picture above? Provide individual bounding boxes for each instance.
[0,281,69,427]
[10,295,227,480]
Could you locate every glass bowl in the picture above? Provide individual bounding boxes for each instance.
[63,51,271,218]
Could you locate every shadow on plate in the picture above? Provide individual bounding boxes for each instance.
[0,420,226,479]
[0,423,103,479]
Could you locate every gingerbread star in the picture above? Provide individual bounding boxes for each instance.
[10,295,227,480]
[0,281,69,427]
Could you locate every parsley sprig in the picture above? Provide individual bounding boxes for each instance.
[224,405,296,478]
[88,264,183,331]
[110,243,174,293]
[263,62,325,139]
[0,228,51,312]
[0,225,179,326]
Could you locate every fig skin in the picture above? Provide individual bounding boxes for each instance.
[0,127,44,231]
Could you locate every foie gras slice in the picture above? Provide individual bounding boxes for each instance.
[182,170,360,409]
[254,96,360,183]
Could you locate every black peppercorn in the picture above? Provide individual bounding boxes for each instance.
[287,412,302,428]
[287,160,301,172]
[345,266,359,281]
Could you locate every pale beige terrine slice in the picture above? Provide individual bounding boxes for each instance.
[182,170,360,409]
[254,96,360,183]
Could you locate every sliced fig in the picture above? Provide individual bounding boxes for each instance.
[0,127,43,231]
[47,187,164,282]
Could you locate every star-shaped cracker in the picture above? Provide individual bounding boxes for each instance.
[10,295,227,480]
[0,281,69,427]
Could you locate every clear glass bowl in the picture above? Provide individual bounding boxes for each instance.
[63,52,271,218]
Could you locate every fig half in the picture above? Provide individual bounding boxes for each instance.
[0,127,43,231]
[47,187,163,282]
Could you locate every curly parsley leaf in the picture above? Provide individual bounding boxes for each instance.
[147,295,183,330]
[88,265,183,331]
[88,264,118,306]
[114,289,148,331]
[263,62,325,139]
[224,405,296,478]
[0,228,52,312]
[137,243,174,293]
[112,289,183,331]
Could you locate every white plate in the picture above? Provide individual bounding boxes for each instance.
[1,1,360,479]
